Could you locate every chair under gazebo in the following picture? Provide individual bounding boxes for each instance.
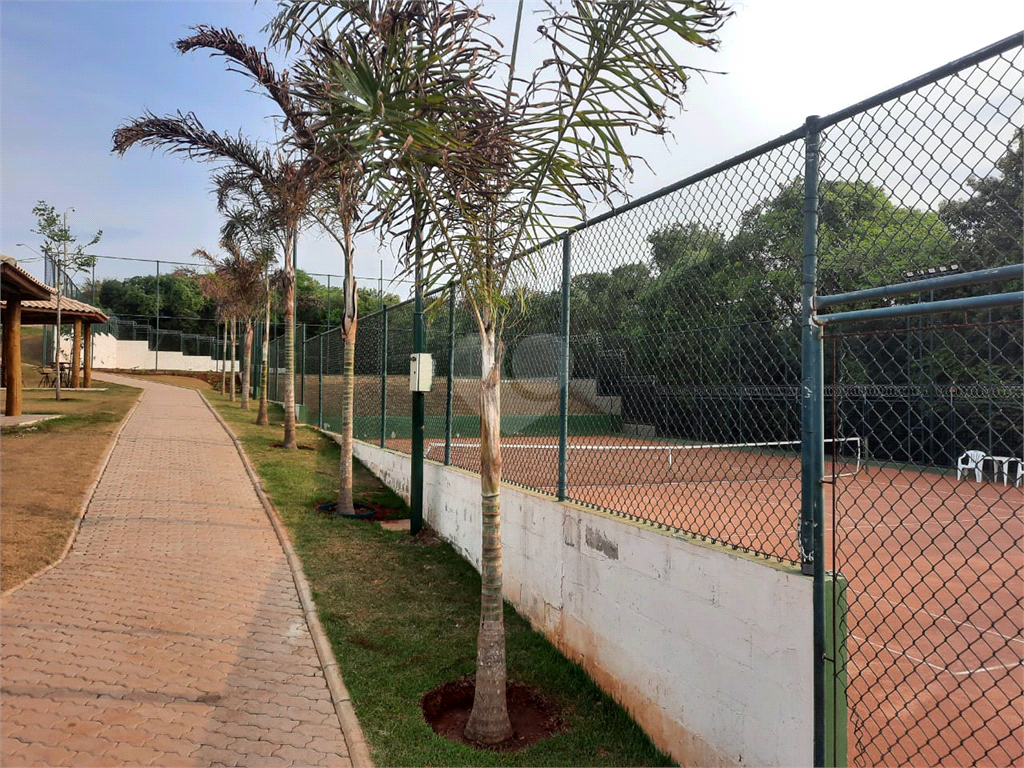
[1,255,109,416]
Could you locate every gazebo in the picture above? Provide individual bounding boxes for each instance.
[1,255,109,416]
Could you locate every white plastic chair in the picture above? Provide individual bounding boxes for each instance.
[956,450,985,482]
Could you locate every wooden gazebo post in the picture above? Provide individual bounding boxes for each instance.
[71,319,82,388]
[3,298,23,416]
[83,326,93,388]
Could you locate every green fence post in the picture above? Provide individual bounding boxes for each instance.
[318,331,324,429]
[800,114,826,768]
[252,322,260,400]
[155,260,160,372]
[825,573,849,768]
[411,244,426,536]
[558,234,571,501]
[300,323,306,410]
[380,304,388,449]
[445,285,455,465]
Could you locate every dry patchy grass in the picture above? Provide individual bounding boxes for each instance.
[0,382,140,591]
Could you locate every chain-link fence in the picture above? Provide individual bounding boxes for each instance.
[89,315,239,362]
[812,37,1023,768]
[292,34,1021,767]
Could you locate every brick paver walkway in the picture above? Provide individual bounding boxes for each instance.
[1,375,361,767]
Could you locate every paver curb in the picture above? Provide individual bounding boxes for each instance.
[200,392,375,768]
[1,387,145,602]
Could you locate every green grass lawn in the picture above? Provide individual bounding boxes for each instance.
[205,389,673,767]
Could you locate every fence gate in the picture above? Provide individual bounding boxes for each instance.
[824,313,1023,767]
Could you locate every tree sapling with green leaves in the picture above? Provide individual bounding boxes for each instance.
[30,202,102,401]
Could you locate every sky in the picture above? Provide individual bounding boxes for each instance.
[2,1,1022,299]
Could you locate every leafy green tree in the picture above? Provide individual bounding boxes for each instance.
[272,0,731,743]
[636,179,958,389]
[96,274,218,333]
[941,128,1022,269]
[293,270,400,329]
[29,202,101,400]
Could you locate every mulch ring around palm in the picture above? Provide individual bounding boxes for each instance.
[314,499,400,521]
[420,676,565,752]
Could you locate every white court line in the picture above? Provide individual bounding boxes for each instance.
[849,587,1024,647]
[832,511,1022,529]
[873,476,1023,505]
[543,478,808,489]
[851,634,1024,678]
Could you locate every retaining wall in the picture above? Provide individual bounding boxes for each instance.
[88,334,220,372]
[351,439,813,767]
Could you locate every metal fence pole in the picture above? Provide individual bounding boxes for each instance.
[411,247,425,536]
[799,114,826,768]
[445,285,455,465]
[155,260,160,371]
[558,234,572,501]
[318,331,324,429]
[300,323,306,409]
[252,321,261,399]
[380,304,388,448]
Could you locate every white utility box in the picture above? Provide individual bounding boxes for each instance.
[409,353,434,392]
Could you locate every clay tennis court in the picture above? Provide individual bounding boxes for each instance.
[385,432,1023,766]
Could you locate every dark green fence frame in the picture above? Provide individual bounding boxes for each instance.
[265,33,1022,768]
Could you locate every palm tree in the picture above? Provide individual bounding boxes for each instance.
[112,25,333,448]
[303,181,365,515]
[215,167,289,426]
[194,239,273,411]
[274,0,731,744]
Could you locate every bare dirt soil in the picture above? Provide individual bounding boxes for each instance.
[421,677,565,752]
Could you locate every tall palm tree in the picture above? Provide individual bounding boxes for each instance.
[112,25,333,449]
[273,0,730,744]
[303,179,365,516]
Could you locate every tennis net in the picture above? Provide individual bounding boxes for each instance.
[425,436,864,489]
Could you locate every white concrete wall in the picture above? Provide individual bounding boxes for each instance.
[352,440,813,767]
[87,334,220,372]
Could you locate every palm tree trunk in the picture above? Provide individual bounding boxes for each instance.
[337,322,357,514]
[241,319,253,410]
[257,279,271,426]
[229,318,236,403]
[281,232,297,449]
[464,325,512,745]
[337,222,359,514]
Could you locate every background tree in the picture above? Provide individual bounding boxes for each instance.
[294,272,400,327]
[272,0,731,744]
[940,128,1022,269]
[96,273,217,332]
[29,202,101,401]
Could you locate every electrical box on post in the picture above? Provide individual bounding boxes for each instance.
[409,353,433,392]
